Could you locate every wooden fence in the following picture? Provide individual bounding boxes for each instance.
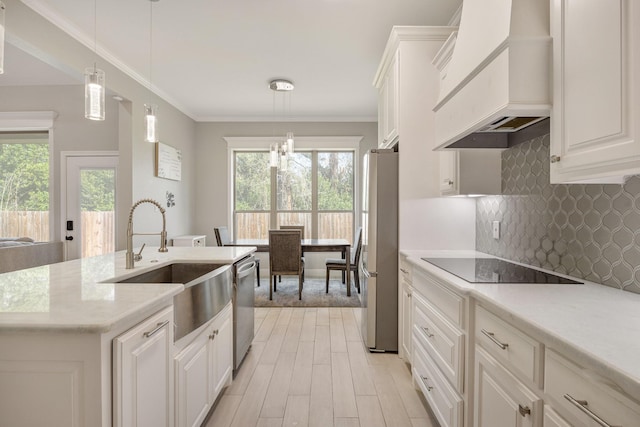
[236,212,354,243]
[0,211,114,257]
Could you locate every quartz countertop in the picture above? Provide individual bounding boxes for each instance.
[0,246,255,333]
[401,249,640,401]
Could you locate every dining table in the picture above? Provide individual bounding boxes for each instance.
[228,238,354,296]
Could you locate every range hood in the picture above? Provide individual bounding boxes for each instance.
[433,0,552,149]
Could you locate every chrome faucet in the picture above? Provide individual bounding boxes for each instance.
[126,198,168,269]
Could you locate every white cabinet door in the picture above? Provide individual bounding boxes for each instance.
[400,281,412,362]
[175,331,211,427]
[439,150,502,196]
[550,0,640,183]
[210,304,233,401]
[439,150,457,195]
[378,52,399,148]
[474,347,541,427]
[114,307,174,427]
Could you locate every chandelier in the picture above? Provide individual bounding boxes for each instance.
[269,79,295,170]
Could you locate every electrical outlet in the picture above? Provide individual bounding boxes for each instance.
[492,221,500,239]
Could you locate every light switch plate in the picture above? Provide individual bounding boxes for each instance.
[492,221,500,239]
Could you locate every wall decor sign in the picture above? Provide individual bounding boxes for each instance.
[155,142,182,181]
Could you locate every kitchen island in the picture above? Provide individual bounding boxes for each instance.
[400,250,640,427]
[0,246,255,427]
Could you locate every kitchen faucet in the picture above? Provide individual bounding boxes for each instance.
[126,198,168,269]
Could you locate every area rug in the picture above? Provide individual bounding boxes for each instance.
[254,277,361,307]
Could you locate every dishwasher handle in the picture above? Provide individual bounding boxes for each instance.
[236,260,257,280]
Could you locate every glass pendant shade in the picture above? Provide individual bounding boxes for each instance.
[144,104,158,143]
[286,132,294,153]
[84,67,105,121]
[0,2,5,75]
[280,151,288,171]
[270,142,279,168]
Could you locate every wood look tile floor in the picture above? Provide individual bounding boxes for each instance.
[205,307,438,427]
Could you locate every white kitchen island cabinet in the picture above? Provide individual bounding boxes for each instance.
[175,302,232,427]
[0,246,255,427]
[550,0,640,183]
[113,306,175,427]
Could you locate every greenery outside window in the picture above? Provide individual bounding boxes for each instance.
[0,132,50,241]
[234,149,355,243]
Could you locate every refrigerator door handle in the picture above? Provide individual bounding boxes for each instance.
[361,265,377,278]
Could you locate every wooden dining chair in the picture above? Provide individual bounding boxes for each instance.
[215,226,260,287]
[325,226,362,294]
[268,229,304,300]
[279,225,305,281]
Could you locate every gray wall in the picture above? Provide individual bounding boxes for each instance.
[476,134,640,293]
[4,0,198,251]
[0,85,119,243]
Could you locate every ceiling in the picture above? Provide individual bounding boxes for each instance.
[6,0,461,122]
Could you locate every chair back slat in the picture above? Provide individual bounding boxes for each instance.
[353,226,363,266]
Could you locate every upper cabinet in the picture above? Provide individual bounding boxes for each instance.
[377,52,399,148]
[440,150,502,196]
[550,0,640,183]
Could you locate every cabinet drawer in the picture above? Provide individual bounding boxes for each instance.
[413,292,464,392]
[414,268,464,328]
[412,337,463,427]
[545,349,640,427]
[543,405,571,427]
[475,305,542,385]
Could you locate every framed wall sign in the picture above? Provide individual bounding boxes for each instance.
[155,142,182,181]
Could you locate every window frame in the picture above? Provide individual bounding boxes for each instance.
[226,136,362,241]
[0,112,56,241]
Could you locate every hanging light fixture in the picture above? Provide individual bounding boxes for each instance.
[0,2,5,75]
[84,0,105,121]
[144,0,159,143]
[269,79,295,169]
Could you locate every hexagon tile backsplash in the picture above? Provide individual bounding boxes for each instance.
[476,134,640,294]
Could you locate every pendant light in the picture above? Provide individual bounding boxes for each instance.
[0,2,5,75]
[84,0,105,120]
[269,79,295,169]
[144,0,159,143]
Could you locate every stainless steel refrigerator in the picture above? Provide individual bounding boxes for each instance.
[360,148,398,352]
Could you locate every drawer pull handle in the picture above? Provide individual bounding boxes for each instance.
[420,376,433,391]
[421,327,435,338]
[564,394,619,427]
[400,268,408,274]
[481,329,508,350]
[518,404,531,417]
[143,320,170,338]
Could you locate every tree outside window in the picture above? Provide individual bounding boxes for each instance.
[234,150,354,242]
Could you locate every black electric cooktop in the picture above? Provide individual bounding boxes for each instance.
[421,257,583,284]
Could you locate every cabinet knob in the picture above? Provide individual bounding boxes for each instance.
[443,179,453,185]
[550,155,561,163]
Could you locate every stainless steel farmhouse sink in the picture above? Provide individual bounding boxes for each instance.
[116,263,232,341]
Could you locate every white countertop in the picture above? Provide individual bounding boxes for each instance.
[0,246,255,333]
[401,249,640,401]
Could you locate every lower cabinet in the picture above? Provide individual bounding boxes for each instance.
[175,303,233,427]
[474,347,542,427]
[113,306,175,427]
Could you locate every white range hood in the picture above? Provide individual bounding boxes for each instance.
[433,0,552,149]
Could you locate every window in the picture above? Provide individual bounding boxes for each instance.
[0,132,50,241]
[234,149,355,242]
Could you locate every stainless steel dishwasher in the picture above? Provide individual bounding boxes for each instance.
[233,254,256,375]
